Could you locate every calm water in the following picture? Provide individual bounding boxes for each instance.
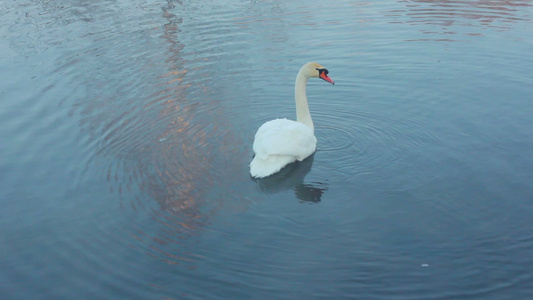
[1,0,533,299]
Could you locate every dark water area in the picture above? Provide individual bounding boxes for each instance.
[1,0,533,299]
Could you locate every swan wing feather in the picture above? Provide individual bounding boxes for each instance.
[253,118,316,160]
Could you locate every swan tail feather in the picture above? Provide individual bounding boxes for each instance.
[250,155,296,178]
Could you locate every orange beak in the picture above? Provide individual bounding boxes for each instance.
[320,72,335,85]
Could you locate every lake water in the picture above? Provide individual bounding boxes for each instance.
[1,0,532,299]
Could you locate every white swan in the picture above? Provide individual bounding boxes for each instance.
[250,62,335,178]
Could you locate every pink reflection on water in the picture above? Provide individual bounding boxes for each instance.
[388,0,533,40]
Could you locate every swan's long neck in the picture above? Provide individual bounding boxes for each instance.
[295,71,314,133]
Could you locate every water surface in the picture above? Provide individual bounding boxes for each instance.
[1,0,533,299]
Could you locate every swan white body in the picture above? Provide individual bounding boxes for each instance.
[250,118,317,178]
[250,62,334,178]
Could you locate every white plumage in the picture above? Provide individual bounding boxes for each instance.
[250,62,334,178]
[250,118,317,178]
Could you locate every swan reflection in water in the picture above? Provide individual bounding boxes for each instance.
[252,154,328,203]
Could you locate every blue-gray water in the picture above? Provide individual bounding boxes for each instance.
[1,0,532,299]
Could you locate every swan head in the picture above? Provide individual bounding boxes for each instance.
[301,62,335,85]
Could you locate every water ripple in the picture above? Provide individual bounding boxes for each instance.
[314,106,442,182]
[3,0,257,267]
[386,0,533,41]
